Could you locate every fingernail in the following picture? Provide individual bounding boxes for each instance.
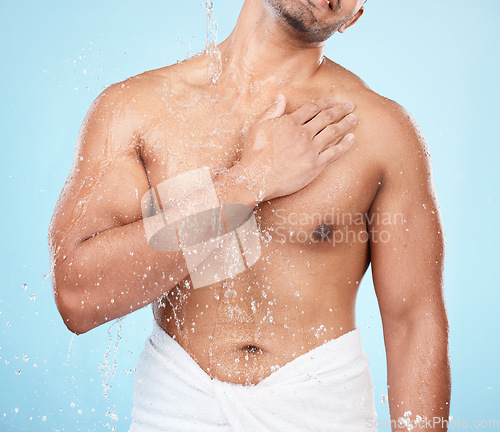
[345,101,354,110]
[346,133,354,141]
[348,113,357,122]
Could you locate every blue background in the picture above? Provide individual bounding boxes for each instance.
[1,0,499,430]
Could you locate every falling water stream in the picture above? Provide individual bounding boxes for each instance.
[204,0,222,84]
[94,2,222,426]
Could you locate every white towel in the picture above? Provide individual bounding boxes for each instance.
[129,321,378,432]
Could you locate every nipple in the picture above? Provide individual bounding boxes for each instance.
[311,222,334,242]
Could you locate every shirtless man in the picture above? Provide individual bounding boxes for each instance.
[49,0,451,430]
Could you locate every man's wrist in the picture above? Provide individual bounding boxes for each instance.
[216,164,262,208]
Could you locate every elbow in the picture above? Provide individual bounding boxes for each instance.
[49,231,89,334]
[63,318,89,336]
[50,241,98,335]
[53,274,94,335]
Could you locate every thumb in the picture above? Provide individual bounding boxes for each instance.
[260,94,286,121]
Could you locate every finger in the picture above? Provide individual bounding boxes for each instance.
[290,98,337,124]
[303,102,354,137]
[317,133,355,166]
[259,94,287,121]
[313,113,357,152]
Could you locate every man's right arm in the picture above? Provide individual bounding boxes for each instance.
[49,81,196,334]
[49,84,357,334]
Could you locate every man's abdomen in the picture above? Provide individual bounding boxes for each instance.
[153,233,369,385]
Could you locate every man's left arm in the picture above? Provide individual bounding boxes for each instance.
[367,103,451,431]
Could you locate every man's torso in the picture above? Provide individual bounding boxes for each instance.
[125,54,385,385]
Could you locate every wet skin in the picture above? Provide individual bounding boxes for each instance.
[145,59,375,385]
[50,1,448,401]
[129,53,435,385]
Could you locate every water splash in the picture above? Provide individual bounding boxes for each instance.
[204,0,222,84]
[65,334,75,366]
[99,319,123,402]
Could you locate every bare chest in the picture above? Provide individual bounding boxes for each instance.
[140,97,380,245]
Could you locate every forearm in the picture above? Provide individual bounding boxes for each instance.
[385,317,451,431]
[65,214,181,332]
[54,166,258,333]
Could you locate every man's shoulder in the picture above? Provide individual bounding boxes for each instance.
[358,90,423,157]
[322,59,430,180]
[359,92,429,185]
[83,60,199,142]
[323,58,415,140]
[94,62,187,110]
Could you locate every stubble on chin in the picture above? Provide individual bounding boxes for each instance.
[263,0,344,43]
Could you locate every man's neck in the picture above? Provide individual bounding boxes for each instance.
[216,0,327,89]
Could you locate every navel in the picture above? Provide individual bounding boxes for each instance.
[243,344,263,354]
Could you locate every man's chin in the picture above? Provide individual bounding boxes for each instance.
[267,1,339,42]
[282,19,338,44]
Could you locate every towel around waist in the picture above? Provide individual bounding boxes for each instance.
[130,320,378,432]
